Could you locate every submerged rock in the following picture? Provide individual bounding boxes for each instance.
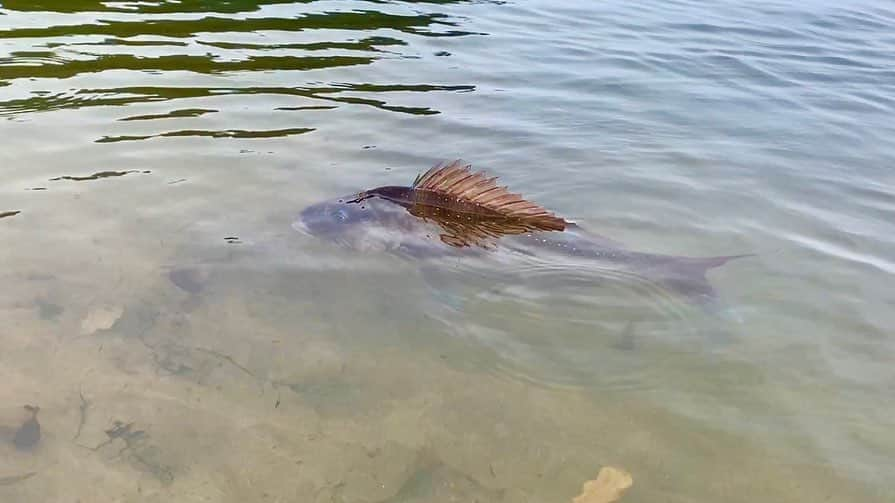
[168,267,208,294]
[13,405,40,451]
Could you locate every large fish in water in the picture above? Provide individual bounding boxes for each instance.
[296,160,752,308]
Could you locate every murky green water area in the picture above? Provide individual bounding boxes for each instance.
[1,1,893,501]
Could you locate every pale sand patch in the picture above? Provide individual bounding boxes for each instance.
[573,466,633,503]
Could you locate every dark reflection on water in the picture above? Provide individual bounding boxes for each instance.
[1,0,480,14]
[96,127,315,143]
[119,108,217,121]
[1,0,302,14]
[48,170,150,181]
[0,83,474,118]
[0,53,377,80]
[0,10,472,40]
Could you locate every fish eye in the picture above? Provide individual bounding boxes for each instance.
[327,208,348,222]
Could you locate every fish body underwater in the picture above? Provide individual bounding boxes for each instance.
[296,160,752,309]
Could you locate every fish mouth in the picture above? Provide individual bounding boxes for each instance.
[293,202,325,236]
[291,216,311,236]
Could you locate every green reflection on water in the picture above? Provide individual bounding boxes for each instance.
[1,0,478,15]
[0,11,470,40]
[0,1,479,120]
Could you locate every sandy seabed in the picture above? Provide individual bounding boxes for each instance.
[0,228,888,503]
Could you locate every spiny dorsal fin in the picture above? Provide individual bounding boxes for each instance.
[407,203,552,249]
[411,159,567,231]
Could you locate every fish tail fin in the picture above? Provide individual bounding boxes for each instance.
[659,253,754,317]
[694,253,756,269]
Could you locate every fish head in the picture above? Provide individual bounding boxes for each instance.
[295,191,456,256]
[294,193,377,239]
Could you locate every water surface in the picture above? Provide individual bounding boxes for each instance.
[1,1,893,501]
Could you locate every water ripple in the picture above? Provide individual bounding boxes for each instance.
[2,1,895,495]
[0,82,474,118]
[96,127,315,143]
[0,1,481,123]
[118,108,217,121]
[422,254,714,391]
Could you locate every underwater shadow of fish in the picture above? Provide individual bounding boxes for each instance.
[297,159,754,312]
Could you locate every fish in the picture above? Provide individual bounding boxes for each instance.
[296,159,753,308]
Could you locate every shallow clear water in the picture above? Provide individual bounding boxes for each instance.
[1,0,893,501]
